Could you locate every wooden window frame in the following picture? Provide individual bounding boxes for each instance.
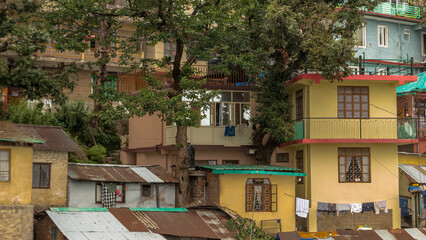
[378,25,388,47]
[245,178,277,212]
[276,153,289,163]
[32,163,51,189]
[95,182,126,204]
[337,86,370,119]
[295,90,303,120]
[338,148,371,183]
[0,149,10,182]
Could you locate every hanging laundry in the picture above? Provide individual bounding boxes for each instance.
[317,202,328,213]
[375,200,388,214]
[328,203,336,212]
[362,202,374,213]
[101,184,116,208]
[336,204,350,216]
[224,126,236,136]
[351,203,362,214]
[296,197,309,218]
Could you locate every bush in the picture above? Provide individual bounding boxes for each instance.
[6,100,58,125]
[86,145,107,163]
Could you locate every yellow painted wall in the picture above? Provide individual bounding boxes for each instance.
[398,153,426,165]
[31,151,68,208]
[309,80,396,118]
[219,174,296,232]
[307,143,400,231]
[0,146,33,205]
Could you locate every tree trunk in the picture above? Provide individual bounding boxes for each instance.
[175,124,189,207]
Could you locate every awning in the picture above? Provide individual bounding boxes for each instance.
[396,72,424,95]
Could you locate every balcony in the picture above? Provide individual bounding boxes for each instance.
[190,66,252,88]
[293,118,417,140]
[164,125,252,146]
[341,2,422,20]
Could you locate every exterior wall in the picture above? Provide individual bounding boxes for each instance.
[219,174,296,232]
[195,149,256,166]
[0,146,33,205]
[306,143,400,231]
[68,179,175,208]
[36,215,67,240]
[136,151,168,169]
[64,70,93,106]
[31,150,68,210]
[354,18,423,63]
[0,205,34,240]
[316,210,393,231]
[398,153,426,164]
[129,115,163,149]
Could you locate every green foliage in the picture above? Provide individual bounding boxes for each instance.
[6,100,58,125]
[226,217,275,240]
[86,145,107,163]
[0,0,79,104]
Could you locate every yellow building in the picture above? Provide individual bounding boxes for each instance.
[279,74,418,232]
[0,122,44,240]
[190,165,305,233]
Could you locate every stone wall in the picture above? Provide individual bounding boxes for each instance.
[0,205,34,240]
[317,210,392,231]
[206,173,220,205]
[36,215,67,240]
[32,151,68,211]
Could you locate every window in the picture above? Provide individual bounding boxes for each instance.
[223,160,239,165]
[276,153,289,163]
[404,29,410,42]
[141,184,152,197]
[296,90,303,120]
[200,91,251,127]
[0,150,10,182]
[195,160,217,165]
[378,26,388,47]
[338,148,370,183]
[355,24,366,48]
[296,150,304,184]
[246,178,277,212]
[32,163,51,188]
[337,86,369,119]
[96,183,125,203]
[422,33,426,56]
[164,42,176,60]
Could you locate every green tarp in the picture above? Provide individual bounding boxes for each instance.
[397,72,425,95]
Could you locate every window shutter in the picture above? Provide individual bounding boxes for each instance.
[246,183,254,212]
[271,184,277,212]
[262,183,271,212]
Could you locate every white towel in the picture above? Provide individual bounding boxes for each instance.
[375,200,388,214]
[351,203,362,214]
[296,197,309,218]
[336,204,350,216]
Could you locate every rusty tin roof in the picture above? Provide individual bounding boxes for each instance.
[16,124,80,152]
[0,121,44,144]
[68,163,178,183]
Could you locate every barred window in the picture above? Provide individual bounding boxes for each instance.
[0,150,10,182]
[337,86,369,119]
[338,148,370,183]
[246,178,277,212]
[32,163,51,188]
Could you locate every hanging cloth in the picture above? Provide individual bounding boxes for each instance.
[296,197,309,218]
[317,202,328,213]
[336,204,350,216]
[101,184,116,208]
[362,202,374,213]
[375,200,388,214]
[351,203,362,214]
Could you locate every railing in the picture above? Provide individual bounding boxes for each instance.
[190,66,253,87]
[293,118,417,140]
[418,120,426,138]
[341,2,422,19]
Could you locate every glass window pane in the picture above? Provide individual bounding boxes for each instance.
[222,103,232,126]
[363,165,369,173]
[0,172,8,181]
[41,165,50,187]
[345,111,352,118]
[339,156,345,164]
[201,104,211,126]
[233,92,250,102]
[363,174,369,182]
[340,174,346,182]
[338,103,344,110]
[338,87,344,93]
[0,161,9,171]
[345,95,352,102]
[215,103,221,126]
[345,103,352,110]
[338,111,345,118]
[116,184,124,202]
[214,92,231,102]
[0,151,9,161]
[345,87,352,94]
[362,156,369,164]
[32,165,40,188]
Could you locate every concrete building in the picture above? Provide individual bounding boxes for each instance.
[279,73,418,231]
[67,163,177,208]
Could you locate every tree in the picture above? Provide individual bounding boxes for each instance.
[0,0,79,105]
[208,0,380,164]
[42,0,128,129]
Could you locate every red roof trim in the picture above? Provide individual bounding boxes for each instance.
[287,74,417,86]
[364,59,423,68]
[279,138,419,147]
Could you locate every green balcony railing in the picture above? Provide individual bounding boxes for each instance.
[293,118,417,140]
[341,2,421,20]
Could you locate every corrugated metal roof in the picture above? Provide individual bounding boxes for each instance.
[388,229,416,240]
[0,121,44,144]
[68,163,177,183]
[404,228,426,240]
[399,164,426,184]
[196,209,235,239]
[17,124,80,152]
[46,211,165,240]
